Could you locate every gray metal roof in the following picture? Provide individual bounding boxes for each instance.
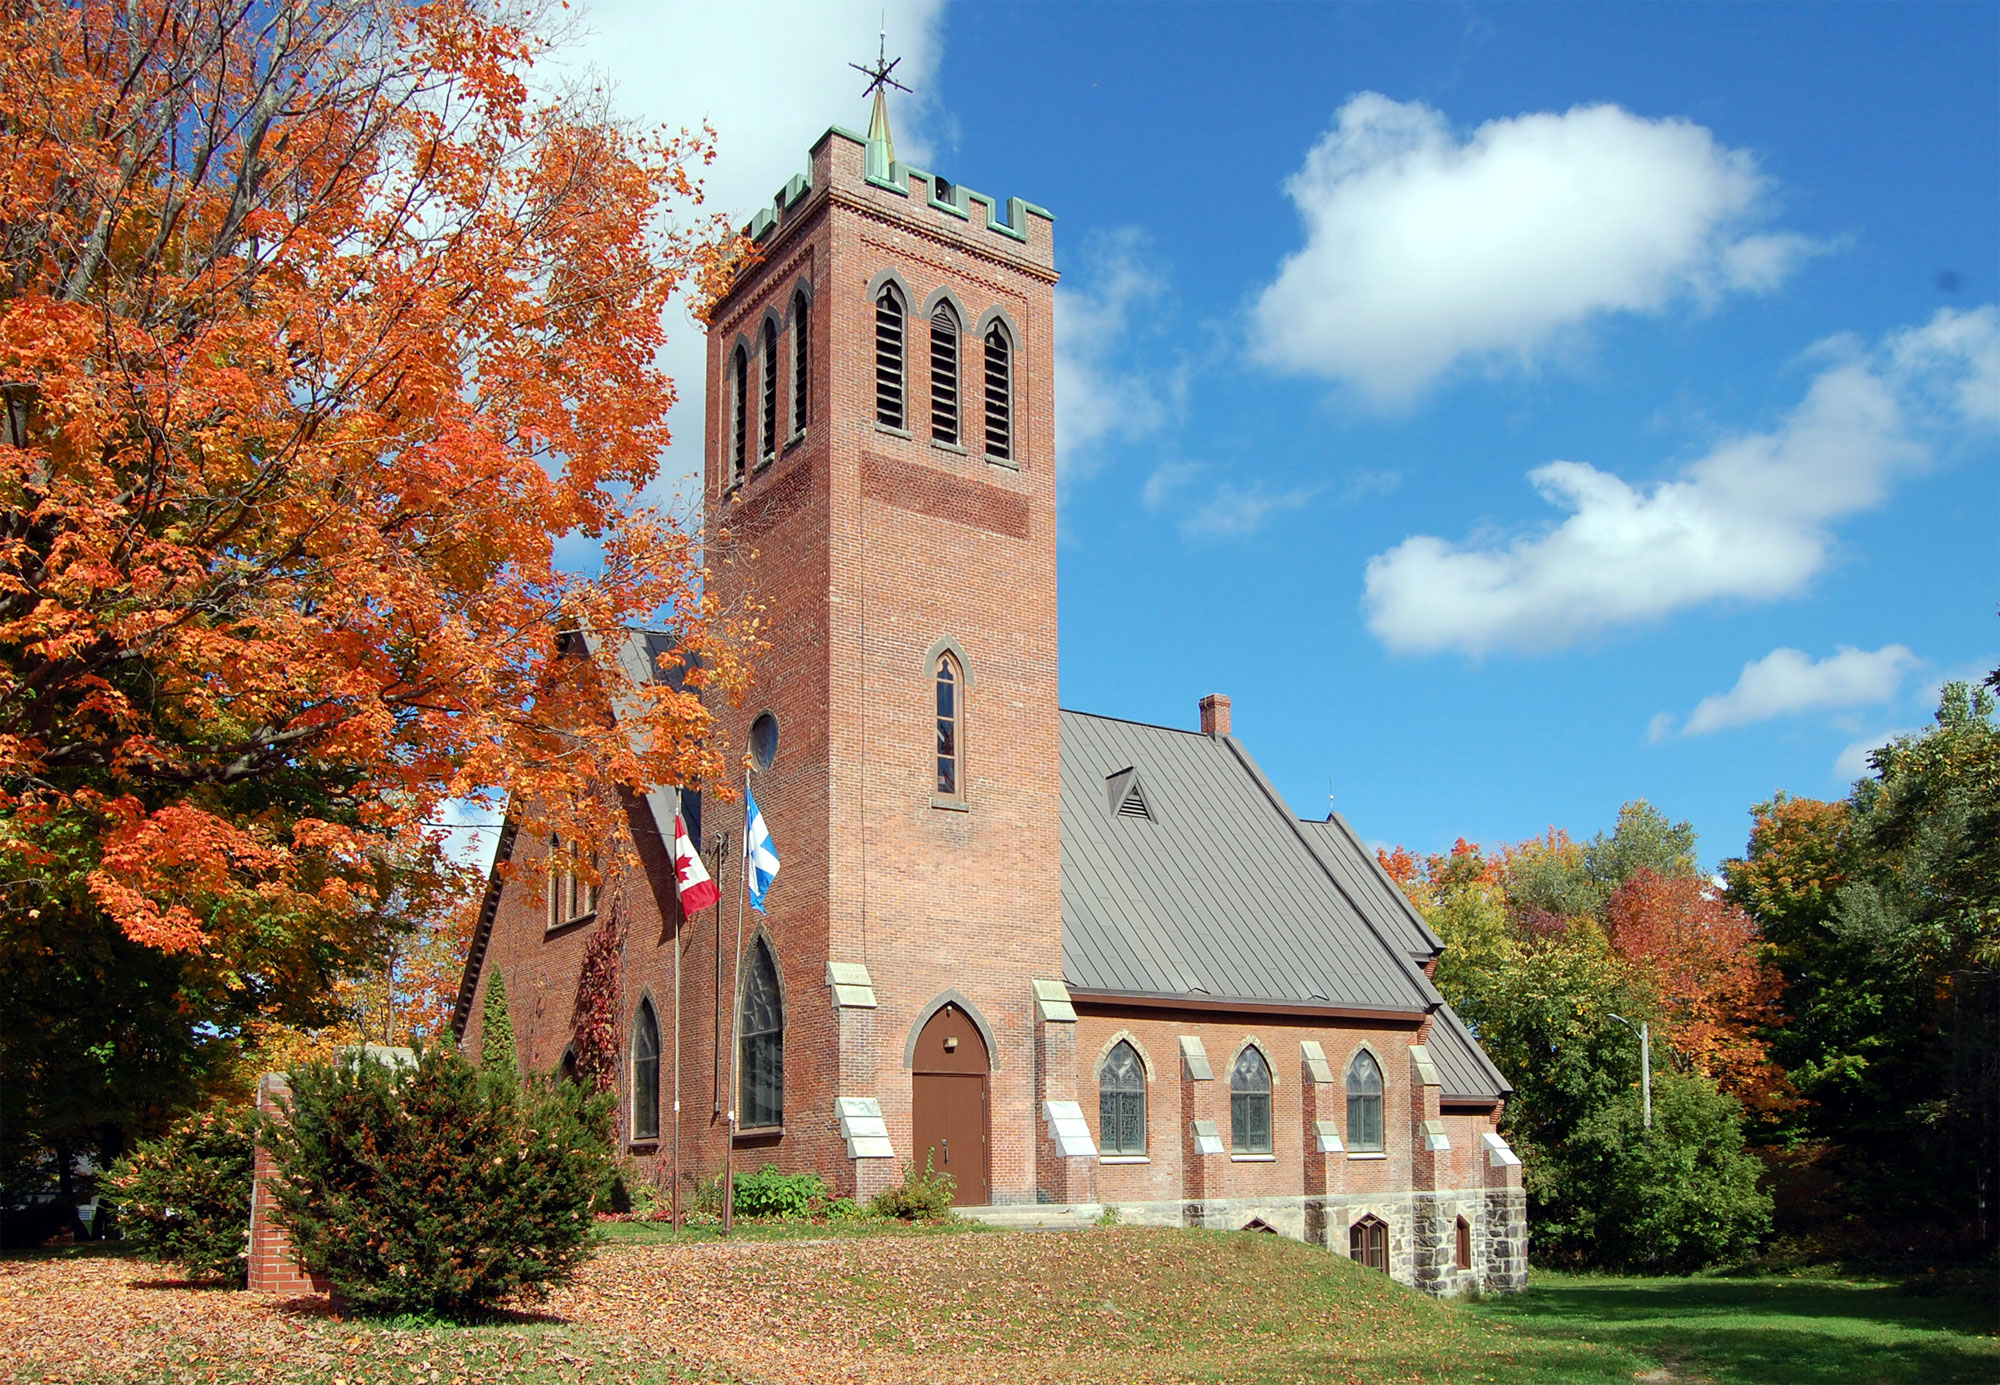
[1059,710,1442,1013]
[1428,1002,1513,1101]
[1294,814,1443,962]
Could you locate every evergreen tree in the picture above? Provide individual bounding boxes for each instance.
[480,969,518,1085]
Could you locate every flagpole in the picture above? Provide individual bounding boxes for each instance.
[670,804,688,1231]
[723,763,750,1237]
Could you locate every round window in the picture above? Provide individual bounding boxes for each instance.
[749,711,779,772]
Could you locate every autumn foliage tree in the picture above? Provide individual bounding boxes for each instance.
[0,0,751,1178]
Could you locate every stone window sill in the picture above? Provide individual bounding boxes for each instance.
[930,795,970,813]
[874,422,912,440]
[1231,1153,1276,1162]
[785,430,807,452]
[1348,1151,1387,1160]
[985,454,1019,472]
[734,1126,783,1144]
[546,910,597,935]
[931,438,967,455]
[1099,1155,1149,1165]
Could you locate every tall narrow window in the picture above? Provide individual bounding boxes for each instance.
[1099,1040,1146,1155]
[738,937,783,1129]
[548,836,596,927]
[1350,1215,1389,1271]
[632,999,661,1141]
[791,291,810,434]
[875,284,905,429]
[759,319,778,463]
[730,345,748,481]
[983,322,1012,460]
[929,302,960,444]
[1346,1050,1385,1152]
[934,653,961,796]
[1456,1216,1473,1271]
[1230,1046,1273,1154]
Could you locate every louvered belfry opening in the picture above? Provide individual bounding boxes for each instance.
[875,285,905,428]
[930,302,960,444]
[791,291,809,433]
[730,345,748,481]
[759,319,778,462]
[983,322,1011,459]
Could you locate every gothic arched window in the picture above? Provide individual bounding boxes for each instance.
[875,284,905,429]
[1230,1045,1273,1154]
[1350,1214,1388,1271]
[738,937,783,1130]
[930,301,960,444]
[730,344,748,482]
[982,321,1012,461]
[1346,1049,1385,1152]
[791,290,810,434]
[934,652,962,797]
[759,318,778,463]
[1098,1040,1146,1155]
[632,998,661,1142]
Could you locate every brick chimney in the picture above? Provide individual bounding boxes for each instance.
[1199,693,1231,738]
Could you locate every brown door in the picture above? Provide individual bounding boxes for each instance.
[910,1003,990,1206]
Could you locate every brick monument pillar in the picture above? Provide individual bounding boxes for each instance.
[246,1073,327,1296]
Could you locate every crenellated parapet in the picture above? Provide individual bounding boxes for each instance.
[738,125,1055,269]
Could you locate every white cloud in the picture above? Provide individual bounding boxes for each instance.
[1056,230,1178,479]
[1835,730,1914,782]
[1141,461,1315,538]
[1182,482,1318,539]
[1674,645,1917,735]
[1252,93,1824,403]
[1362,308,2000,656]
[557,0,952,501]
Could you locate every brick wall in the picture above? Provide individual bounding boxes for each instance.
[246,1074,327,1297]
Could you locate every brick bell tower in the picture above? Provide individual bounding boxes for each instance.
[699,80,1062,1206]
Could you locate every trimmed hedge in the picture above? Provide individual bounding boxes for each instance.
[108,1107,258,1284]
[264,1042,611,1318]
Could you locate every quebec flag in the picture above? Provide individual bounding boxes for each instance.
[745,789,780,912]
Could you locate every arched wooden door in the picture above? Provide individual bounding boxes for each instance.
[910,1002,991,1206]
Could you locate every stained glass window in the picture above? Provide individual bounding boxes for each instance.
[632,999,660,1141]
[1230,1045,1273,1154]
[935,654,960,796]
[1099,1041,1146,1155]
[739,938,783,1130]
[1346,1050,1384,1152]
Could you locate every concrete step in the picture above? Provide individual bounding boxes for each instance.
[956,1202,1101,1230]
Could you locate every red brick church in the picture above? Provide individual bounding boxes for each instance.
[453,92,1527,1295]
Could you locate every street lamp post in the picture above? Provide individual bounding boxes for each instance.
[1607,1013,1652,1131]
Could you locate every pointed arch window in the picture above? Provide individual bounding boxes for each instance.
[738,937,783,1130]
[760,319,778,463]
[730,345,748,482]
[875,284,905,429]
[632,998,661,1142]
[1230,1045,1273,1154]
[791,290,810,434]
[983,321,1012,460]
[1350,1214,1388,1271]
[930,301,960,444]
[547,834,596,928]
[1346,1050,1385,1152]
[934,652,962,797]
[1098,1040,1146,1155]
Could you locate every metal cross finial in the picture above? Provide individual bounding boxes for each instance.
[850,21,910,99]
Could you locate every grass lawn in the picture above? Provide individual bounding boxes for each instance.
[2,1226,1993,1384]
[1468,1270,2000,1385]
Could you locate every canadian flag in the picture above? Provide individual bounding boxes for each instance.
[671,812,718,914]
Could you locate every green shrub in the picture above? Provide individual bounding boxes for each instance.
[107,1107,258,1284]
[1528,1069,1772,1273]
[264,1042,611,1318]
[731,1163,828,1219]
[824,1196,861,1220]
[870,1154,954,1222]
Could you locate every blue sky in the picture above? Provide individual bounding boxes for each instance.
[534,0,1997,872]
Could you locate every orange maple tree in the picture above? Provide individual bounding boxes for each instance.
[1604,869,1788,1106]
[0,0,751,978]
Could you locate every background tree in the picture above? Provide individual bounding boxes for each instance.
[0,0,753,1178]
[481,964,520,1084]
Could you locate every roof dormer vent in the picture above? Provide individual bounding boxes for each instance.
[1105,767,1154,822]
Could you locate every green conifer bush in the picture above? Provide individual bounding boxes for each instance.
[480,968,518,1083]
[108,1107,258,1284]
[264,1043,610,1318]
